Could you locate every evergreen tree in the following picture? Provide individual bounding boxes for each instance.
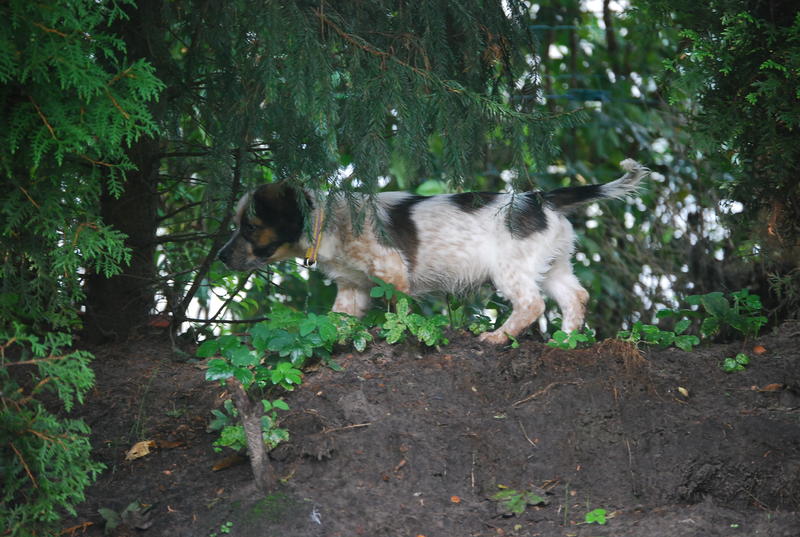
[0,1,161,534]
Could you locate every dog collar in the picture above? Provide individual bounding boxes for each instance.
[303,209,324,267]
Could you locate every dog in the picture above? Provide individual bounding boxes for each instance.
[218,159,649,344]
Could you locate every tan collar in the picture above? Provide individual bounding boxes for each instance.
[303,208,324,267]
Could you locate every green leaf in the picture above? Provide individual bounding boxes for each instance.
[196,339,221,358]
[674,335,700,351]
[299,317,317,337]
[674,318,691,335]
[700,292,730,319]
[229,347,259,368]
[272,399,290,411]
[585,508,607,525]
[233,367,255,387]
[205,358,234,381]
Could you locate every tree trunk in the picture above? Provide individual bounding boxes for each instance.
[227,378,275,492]
[83,139,160,341]
[83,0,166,342]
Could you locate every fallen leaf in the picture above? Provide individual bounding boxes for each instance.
[753,345,767,355]
[677,387,690,397]
[125,440,155,461]
[211,454,246,471]
[450,495,461,504]
[759,383,784,392]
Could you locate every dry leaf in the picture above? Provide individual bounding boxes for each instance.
[760,383,784,392]
[678,387,690,397]
[450,495,461,504]
[125,440,155,461]
[211,454,246,472]
[753,345,767,355]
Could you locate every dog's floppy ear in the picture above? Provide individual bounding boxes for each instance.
[249,182,308,244]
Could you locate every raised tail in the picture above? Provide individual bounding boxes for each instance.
[542,159,650,211]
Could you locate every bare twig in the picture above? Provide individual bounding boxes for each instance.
[322,423,371,434]
[512,381,582,407]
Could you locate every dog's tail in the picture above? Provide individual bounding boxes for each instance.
[542,159,649,211]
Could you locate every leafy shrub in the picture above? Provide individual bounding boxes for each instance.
[207,399,289,453]
[616,319,699,351]
[721,353,751,373]
[490,486,548,516]
[1,327,105,536]
[547,328,597,350]
[382,298,450,347]
[199,304,373,452]
[657,290,767,341]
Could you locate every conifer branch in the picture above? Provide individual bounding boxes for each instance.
[105,88,131,119]
[17,186,40,209]
[29,96,56,139]
[32,22,67,38]
[79,155,115,167]
[9,442,38,488]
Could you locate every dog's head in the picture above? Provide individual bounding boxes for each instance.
[218,183,308,271]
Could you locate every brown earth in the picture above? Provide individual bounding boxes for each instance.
[67,322,800,537]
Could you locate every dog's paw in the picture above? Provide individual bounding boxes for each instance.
[478,330,509,345]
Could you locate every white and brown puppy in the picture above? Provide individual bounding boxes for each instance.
[218,159,649,344]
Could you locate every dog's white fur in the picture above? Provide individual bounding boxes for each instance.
[224,159,648,344]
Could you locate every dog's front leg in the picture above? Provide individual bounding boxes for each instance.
[479,295,545,344]
[332,286,371,318]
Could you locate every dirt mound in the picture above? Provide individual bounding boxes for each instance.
[69,324,800,537]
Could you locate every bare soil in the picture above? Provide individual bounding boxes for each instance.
[68,322,800,537]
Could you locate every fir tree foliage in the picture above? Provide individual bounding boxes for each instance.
[1,1,162,534]
[1,328,105,536]
[162,0,577,195]
[0,0,163,330]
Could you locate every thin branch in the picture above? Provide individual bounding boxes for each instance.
[172,144,245,328]
[105,88,130,119]
[182,316,272,324]
[10,442,38,488]
[512,381,582,407]
[29,96,56,139]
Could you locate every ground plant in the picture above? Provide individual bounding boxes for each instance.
[547,327,598,350]
[584,508,608,525]
[0,328,105,536]
[490,485,548,516]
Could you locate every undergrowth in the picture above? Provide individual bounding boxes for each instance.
[197,284,768,478]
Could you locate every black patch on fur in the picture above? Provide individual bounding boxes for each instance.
[507,192,549,238]
[543,184,604,210]
[448,192,499,212]
[251,183,310,247]
[387,195,426,268]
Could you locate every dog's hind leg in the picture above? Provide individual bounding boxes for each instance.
[541,257,589,333]
[479,273,546,345]
[332,286,371,317]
